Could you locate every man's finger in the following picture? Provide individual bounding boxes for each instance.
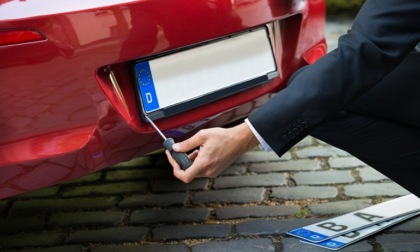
[172,130,207,152]
[188,149,199,160]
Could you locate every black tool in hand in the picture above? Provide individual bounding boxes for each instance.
[145,115,192,170]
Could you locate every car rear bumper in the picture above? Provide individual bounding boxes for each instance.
[0,0,326,198]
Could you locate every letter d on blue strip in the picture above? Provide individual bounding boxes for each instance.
[135,61,160,112]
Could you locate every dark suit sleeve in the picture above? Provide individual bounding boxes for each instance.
[248,0,420,156]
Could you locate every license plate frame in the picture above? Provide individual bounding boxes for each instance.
[133,27,278,120]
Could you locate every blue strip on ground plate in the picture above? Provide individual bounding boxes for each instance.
[288,228,329,242]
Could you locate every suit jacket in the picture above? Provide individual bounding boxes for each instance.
[248,0,420,156]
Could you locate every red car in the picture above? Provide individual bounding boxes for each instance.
[0,0,326,199]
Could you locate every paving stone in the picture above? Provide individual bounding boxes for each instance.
[216,205,299,220]
[10,197,118,214]
[0,231,63,249]
[105,168,172,181]
[213,174,286,189]
[281,237,329,252]
[333,241,374,252]
[293,170,354,185]
[153,155,174,167]
[152,178,209,192]
[295,145,349,158]
[293,136,314,147]
[0,200,8,214]
[235,151,291,163]
[358,167,389,182]
[390,215,420,232]
[153,224,231,240]
[49,211,126,229]
[14,186,59,198]
[0,214,46,234]
[192,188,265,204]
[110,156,153,168]
[328,156,367,169]
[62,182,148,197]
[130,208,209,224]
[314,138,328,145]
[236,219,327,236]
[375,233,420,251]
[282,237,372,251]
[220,164,247,176]
[308,199,372,215]
[92,244,189,252]
[271,186,338,200]
[65,227,148,244]
[192,238,275,252]
[344,183,410,197]
[250,160,322,173]
[119,193,188,208]
[19,245,84,252]
[63,172,102,184]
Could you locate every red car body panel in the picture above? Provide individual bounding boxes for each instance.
[0,0,326,198]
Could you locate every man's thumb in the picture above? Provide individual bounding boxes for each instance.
[172,142,182,152]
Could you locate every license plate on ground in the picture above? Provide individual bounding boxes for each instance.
[288,194,420,243]
[133,27,278,120]
[300,211,420,250]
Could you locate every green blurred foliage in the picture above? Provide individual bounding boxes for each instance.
[327,0,365,14]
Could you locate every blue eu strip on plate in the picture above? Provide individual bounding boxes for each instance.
[135,61,160,113]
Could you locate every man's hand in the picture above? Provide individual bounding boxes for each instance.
[166,122,259,183]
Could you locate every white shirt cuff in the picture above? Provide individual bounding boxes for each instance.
[244,118,273,152]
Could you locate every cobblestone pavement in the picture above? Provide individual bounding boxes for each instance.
[1,16,419,252]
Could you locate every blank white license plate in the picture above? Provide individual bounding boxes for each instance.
[134,27,277,120]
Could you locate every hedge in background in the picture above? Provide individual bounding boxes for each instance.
[327,0,365,14]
